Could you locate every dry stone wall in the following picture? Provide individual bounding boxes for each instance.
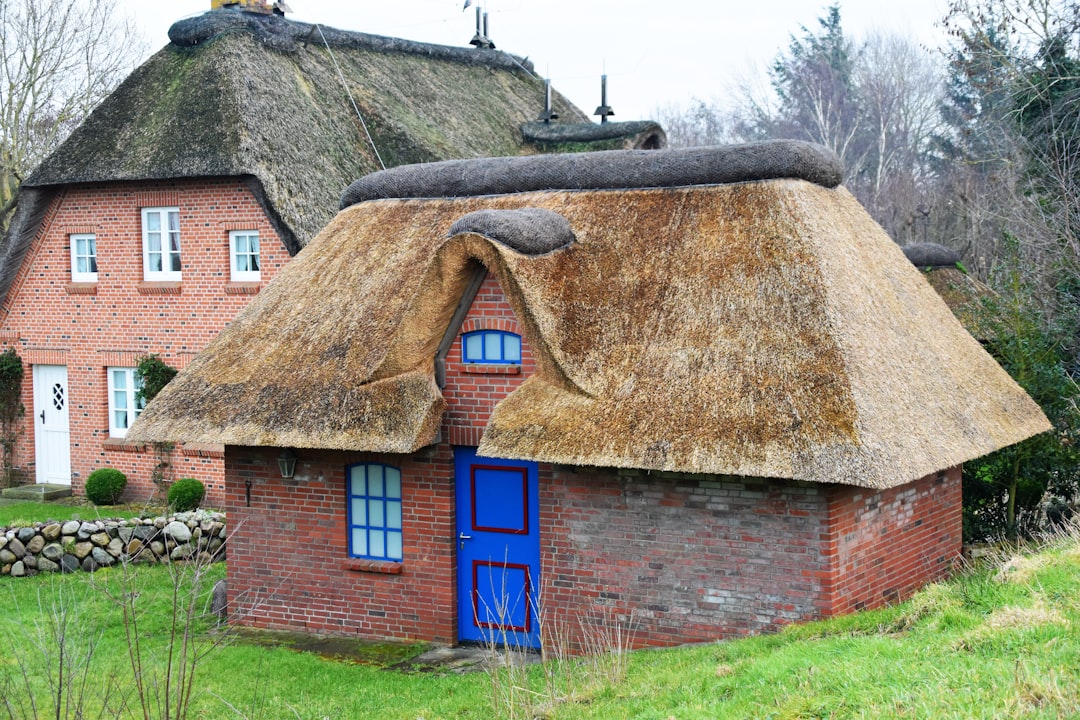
[0,510,226,577]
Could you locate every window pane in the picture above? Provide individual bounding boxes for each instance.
[167,211,179,232]
[250,252,259,272]
[385,467,401,498]
[148,233,161,253]
[505,335,521,362]
[250,235,260,254]
[368,465,383,496]
[387,500,402,529]
[350,498,366,525]
[386,531,402,560]
[351,528,367,556]
[88,255,98,273]
[236,254,249,272]
[150,253,162,272]
[369,530,385,558]
[369,499,384,527]
[465,334,482,360]
[350,466,366,496]
[147,213,160,232]
[485,332,501,360]
[112,370,126,390]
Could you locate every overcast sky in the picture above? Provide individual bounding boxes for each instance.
[118,0,952,121]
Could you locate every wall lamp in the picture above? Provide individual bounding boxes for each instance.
[277,448,297,479]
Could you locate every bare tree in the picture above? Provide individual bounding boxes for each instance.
[0,0,145,231]
[652,99,732,148]
[855,33,946,242]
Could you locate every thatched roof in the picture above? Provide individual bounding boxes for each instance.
[129,143,1049,489]
[2,8,645,308]
[903,243,995,339]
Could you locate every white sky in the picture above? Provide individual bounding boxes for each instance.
[118,0,952,121]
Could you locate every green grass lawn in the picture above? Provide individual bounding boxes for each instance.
[0,500,145,527]
[1,529,1078,719]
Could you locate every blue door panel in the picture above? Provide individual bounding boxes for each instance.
[455,447,540,648]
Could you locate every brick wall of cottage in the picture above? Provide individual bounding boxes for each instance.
[0,179,291,504]
[825,467,962,614]
[223,453,962,650]
[540,468,834,648]
[225,445,459,643]
[441,270,534,447]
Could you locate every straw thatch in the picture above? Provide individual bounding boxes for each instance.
[903,243,995,339]
[129,145,1050,489]
[0,8,617,308]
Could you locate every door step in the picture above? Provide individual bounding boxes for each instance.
[1,484,73,501]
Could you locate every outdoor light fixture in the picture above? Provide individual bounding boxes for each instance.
[277,448,297,479]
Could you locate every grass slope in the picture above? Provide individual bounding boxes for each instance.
[1,530,1077,719]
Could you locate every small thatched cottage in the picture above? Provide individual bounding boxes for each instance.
[0,5,657,504]
[131,141,1048,650]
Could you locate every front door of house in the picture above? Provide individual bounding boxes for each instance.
[455,446,540,648]
[33,365,71,485]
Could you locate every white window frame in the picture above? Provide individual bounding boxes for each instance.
[70,233,98,282]
[141,207,182,281]
[229,230,261,282]
[107,367,144,438]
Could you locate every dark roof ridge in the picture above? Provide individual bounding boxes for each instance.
[521,120,664,144]
[340,141,844,208]
[168,9,534,73]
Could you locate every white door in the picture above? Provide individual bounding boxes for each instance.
[33,365,71,485]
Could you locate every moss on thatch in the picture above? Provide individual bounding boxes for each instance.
[25,10,586,248]
[130,148,1049,489]
[521,120,667,152]
[1,9,591,310]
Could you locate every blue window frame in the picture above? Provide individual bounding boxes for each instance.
[347,463,403,561]
[462,330,522,364]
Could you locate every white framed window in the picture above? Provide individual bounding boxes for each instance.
[107,367,144,438]
[141,207,181,281]
[229,230,261,281]
[70,233,98,282]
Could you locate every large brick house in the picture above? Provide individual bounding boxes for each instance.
[0,6,660,504]
[130,143,1049,650]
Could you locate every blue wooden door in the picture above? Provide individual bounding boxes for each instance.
[455,446,540,648]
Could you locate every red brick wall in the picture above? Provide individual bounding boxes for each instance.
[226,453,962,649]
[825,466,962,614]
[225,445,458,643]
[441,271,534,447]
[540,468,834,648]
[0,179,290,504]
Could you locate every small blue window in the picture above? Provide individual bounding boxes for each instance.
[462,330,522,364]
[347,463,403,561]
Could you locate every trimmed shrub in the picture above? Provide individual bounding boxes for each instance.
[85,468,127,505]
[168,477,206,512]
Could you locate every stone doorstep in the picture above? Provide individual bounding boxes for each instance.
[1,484,73,501]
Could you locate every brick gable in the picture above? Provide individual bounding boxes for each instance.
[0,178,290,503]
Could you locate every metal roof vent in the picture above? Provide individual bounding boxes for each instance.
[594,74,614,124]
[537,78,559,123]
[469,7,495,49]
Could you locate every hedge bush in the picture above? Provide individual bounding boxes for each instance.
[85,468,127,505]
[168,477,206,512]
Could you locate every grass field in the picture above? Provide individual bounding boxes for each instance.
[1,522,1078,718]
[0,500,146,527]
